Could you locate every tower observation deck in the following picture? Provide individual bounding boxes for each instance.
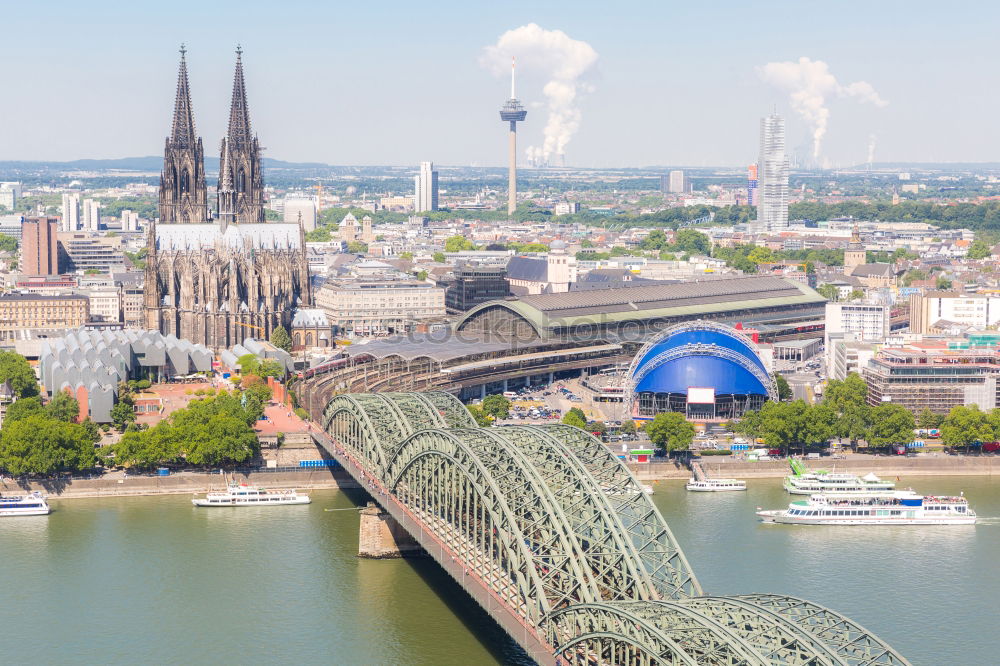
[500,58,526,216]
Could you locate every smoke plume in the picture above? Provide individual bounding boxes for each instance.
[757,57,887,160]
[867,134,877,166]
[482,24,598,164]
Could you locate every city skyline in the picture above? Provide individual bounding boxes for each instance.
[2,0,998,167]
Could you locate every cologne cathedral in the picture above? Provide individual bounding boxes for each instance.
[144,47,311,349]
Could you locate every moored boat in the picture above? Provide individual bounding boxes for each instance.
[192,483,310,507]
[686,478,747,492]
[784,458,895,495]
[0,491,51,516]
[757,490,976,525]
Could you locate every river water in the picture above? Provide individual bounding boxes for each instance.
[0,476,996,665]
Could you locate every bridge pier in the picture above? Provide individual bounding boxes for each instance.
[358,502,424,559]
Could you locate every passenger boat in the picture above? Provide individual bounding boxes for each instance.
[192,483,310,507]
[784,458,894,495]
[0,491,51,516]
[757,491,976,525]
[686,478,747,492]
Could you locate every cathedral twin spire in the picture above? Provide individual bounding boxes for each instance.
[158,45,263,225]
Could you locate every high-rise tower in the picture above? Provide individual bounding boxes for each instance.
[756,113,789,233]
[499,57,526,216]
[158,45,209,223]
[414,161,439,212]
[217,46,265,226]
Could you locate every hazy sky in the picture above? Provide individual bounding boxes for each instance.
[3,0,997,167]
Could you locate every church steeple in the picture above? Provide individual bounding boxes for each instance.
[217,46,265,226]
[227,46,252,146]
[171,44,196,146]
[159,44,209,224]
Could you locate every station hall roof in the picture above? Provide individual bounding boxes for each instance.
[458,276,825,334]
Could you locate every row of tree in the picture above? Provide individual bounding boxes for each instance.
[108,391,264,469]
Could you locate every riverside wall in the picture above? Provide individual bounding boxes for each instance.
[0,470,359,500]
[630,456,998,481]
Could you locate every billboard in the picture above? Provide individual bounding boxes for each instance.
[687,387,716,404]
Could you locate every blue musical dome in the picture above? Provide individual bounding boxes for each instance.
[628,322,775,420]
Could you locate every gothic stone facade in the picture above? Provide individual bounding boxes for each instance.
[145,47,311,349]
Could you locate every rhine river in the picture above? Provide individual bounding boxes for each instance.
[0,476,996,665]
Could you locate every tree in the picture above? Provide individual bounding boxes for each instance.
[935,276,953,290]
[4,396,44,423]
[399,251,414,260]
[111,399,137,431]
[824,373,871,449]
[747,246,775,265]
[258,359,285,379]
[466,404,493,427]
[673,229,711,255]
[304,228,331,242]
[46,390,80,423]
[967,240,991,260]
[562,410,587,430]
[941,405,993,452]
[415,270,428,281]
[238,353,260,376]
[111,422,180,470]
[0,234,17,253]
[0,414,97,476]
[620,420,637,434]
[432,252,446,263]
[347,241,368,254]
[917,408,943,430]
[481,394,512,420]
[645,412,695,452]
[849,288,865,300]
[773,372,792,401]
[444,235,475,252]
[0,351,39,397]
[587,421,607,435]
[270,325,293,353]
[866,404,916,450]
[816,284,839,302]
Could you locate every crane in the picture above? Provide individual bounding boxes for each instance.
[235,321,266,334]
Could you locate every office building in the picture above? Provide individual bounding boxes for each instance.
[414,161,439,213]
[315,279,446,336]
[824,302,890,344]
[283,196,317,232]
[909,291,1000,334]
[554,202,580,216]
[747,164,759,206]
[20,217,60,276]
[61,193,81,231]
[58,233,127,273]
[0,293,89,340]
[121,209,140,232]
[863,338,1000,413]
[445,266,510,312]
[87,288,122,322]
[756,113,789,232]
[0,182,21,211]
[82,199,101,231]
[668,170,688,194]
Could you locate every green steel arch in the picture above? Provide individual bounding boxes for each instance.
[319,392,911,666]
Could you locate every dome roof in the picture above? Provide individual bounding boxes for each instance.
[550,239,568,250]
[631,324,771,397]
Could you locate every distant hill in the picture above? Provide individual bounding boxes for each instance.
[0,156,332,171]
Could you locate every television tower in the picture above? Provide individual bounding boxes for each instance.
[499,57,527,216]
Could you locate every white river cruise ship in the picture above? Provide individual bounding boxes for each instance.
[192,483,311,507]
[757,491,976,526]
[0,491,51,516]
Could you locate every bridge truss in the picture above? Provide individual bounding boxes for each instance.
[317,391,909,666]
